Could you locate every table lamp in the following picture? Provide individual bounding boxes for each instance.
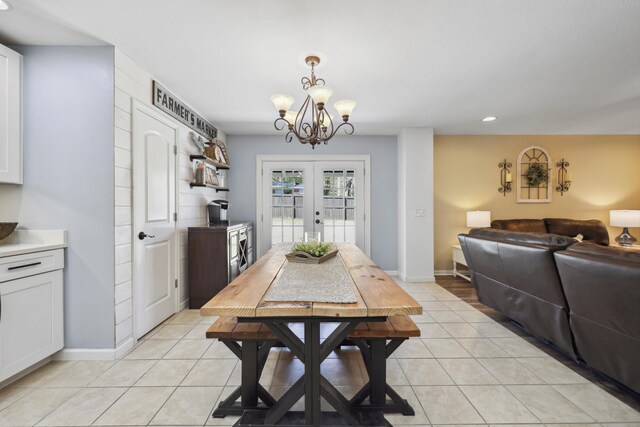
[467,211,491,228]
[609,210,640,247]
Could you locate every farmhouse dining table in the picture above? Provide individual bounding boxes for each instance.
[201,243,422,426]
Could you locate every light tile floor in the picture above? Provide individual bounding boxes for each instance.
[0,279,638,426]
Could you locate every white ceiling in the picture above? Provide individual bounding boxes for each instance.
[2,0,639,136]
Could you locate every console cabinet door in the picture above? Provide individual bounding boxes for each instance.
[0,44,22,184]
[0,270,64,381]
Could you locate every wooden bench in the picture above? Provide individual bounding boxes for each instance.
[206,315,420,417]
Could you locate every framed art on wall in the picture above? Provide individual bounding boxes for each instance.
[517,145,552,203]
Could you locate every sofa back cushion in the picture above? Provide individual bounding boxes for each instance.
[544,218,609,246]
[491,219,547,233]
[469,228,576,248]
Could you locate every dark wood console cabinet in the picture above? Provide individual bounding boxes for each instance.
[187,221,254,308]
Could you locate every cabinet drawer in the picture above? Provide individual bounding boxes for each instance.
[0,250,64,283]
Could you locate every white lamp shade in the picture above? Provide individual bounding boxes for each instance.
[284,110,298,126]
[467,211,491,228]
[307,85,333,105]
[271,94,294,112]
[333,100,356,117]
[610,210,640,227]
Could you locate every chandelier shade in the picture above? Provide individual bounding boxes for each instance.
[271,55,355,148]
[333,100,357,119]
[270,94,295,113]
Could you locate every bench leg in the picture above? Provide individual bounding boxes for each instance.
[350,338,415,416]
[369,340,386,405]
[212,340,276,418]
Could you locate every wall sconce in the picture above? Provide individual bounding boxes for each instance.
[498,159,512,196]
[555,158,571,196]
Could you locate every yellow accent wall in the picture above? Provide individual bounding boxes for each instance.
[434,135,640,272]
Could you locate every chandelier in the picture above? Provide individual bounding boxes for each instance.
[271,56,356,149]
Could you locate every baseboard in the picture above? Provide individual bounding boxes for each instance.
[435,270,454,276]
[178,298,189,311]
[401,275,436,283]
[114,337,135,359]
[383,270,398,276]
[53,337,135,361]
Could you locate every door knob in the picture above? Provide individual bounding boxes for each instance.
[315,219,322,224]
[138,232,156,240]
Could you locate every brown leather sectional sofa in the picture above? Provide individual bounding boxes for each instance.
[458,218,640,393]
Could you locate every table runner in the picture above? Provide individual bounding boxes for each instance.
[264,255,358,303]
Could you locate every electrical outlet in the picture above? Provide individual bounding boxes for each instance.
[414,209,426,217]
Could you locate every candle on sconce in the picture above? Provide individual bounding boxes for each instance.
[505,173,512,183]
[565,171,572,182]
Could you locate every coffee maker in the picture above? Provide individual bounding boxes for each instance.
[207,200,230,225]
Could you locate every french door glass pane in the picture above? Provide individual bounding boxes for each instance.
[322,169,356,244]
[271,170,304,245]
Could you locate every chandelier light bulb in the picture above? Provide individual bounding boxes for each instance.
[284,110,298,127]
[271,94,295,115]
[333,100,356,121]
[307,86,333,108]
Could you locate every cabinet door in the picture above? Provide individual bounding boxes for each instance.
[0,270,64,381]
[0,44,22,184]
[228,231,238,260]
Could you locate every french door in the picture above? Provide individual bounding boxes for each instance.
[260,160,366,256]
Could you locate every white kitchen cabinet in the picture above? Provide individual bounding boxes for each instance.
[0,249,64,382]
[0,43,23,184]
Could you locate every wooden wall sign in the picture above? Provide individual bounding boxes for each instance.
[152,81,217,139]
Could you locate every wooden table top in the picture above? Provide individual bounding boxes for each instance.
[200,243,423,318]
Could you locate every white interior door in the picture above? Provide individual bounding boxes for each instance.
[260,160,367,255]
[133,103,177,338]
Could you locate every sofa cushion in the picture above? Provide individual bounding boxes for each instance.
[565,241,640,264]
[491,219,547,233]
[544,218,609,246]
[469,228,576,249]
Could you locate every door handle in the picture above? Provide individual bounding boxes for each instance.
[315,219,322,224]
[138,232,156,240]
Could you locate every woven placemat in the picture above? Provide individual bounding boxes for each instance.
[264,255,358,303]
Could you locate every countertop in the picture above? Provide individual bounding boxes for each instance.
[0,230,68,258]
[188,221,252,231]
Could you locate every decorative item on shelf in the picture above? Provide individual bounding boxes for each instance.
[271,55,356,149]
[205,138,230,167]
[286,241,338,264]
[190,132,206,153]
[609,210,640,247]
[205,166,219,187]
[517,145,552,203]
[555,158,571,196]
[466,211,491,228]
[498,159,512,196]
[195,162,205,185]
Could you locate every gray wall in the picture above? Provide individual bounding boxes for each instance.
[227,135,398,270]
[0,46,115,348]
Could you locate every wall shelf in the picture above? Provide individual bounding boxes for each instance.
[189,182,229,192]
[189,154,230,170]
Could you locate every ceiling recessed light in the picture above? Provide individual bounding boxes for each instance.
[482,116,497,122]
[0,0,11,11]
